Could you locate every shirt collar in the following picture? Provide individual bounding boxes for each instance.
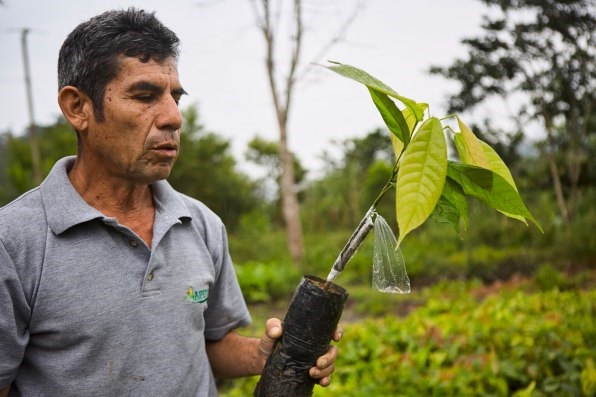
[41,156,191,235]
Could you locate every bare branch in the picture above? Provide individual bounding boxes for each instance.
[252,0,285,124]
[249,0,365,264]
[283,0,303,125]
[296,0,367,82]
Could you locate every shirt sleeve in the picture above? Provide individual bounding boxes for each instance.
[202,224,251,341]
[0,239,30,386]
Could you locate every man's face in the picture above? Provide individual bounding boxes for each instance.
[84,56,185,184]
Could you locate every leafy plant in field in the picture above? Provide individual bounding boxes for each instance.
[317,287,596,396]
[234,261,301,303]
[220,281,596,397]
[324,63,542,281]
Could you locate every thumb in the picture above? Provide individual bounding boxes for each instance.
[259,318,282,357]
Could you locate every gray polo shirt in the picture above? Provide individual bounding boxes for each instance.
[0,156,251,396]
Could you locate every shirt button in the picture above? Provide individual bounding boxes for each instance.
[147,272,154,281]
[129,240,138,247]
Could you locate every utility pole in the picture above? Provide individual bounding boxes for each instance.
[21,28,42,185]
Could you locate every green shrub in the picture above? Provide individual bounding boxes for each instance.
[318,288,595,396]
[535,263,568,291]
[234,260,301,303]
[219,281,595,396]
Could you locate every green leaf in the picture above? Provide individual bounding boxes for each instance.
[452,117,525,224]
[395,117,447,247]
[478,141,538,224]
[368,88,410,147]
[447,162,542,231]
[480,141,543,227]
[511,381,536,397]
[396,103,428,159]
[431,196,463,234]
[432,177,469,233]
[480,141,518,191]
[403,103,428,132]
[454,116,490,169]
[391,132,404,161]
[326,62,425,122]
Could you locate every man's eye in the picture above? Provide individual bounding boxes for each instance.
[136,94,154,102]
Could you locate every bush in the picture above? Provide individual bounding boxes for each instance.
[234,260,301,303]
[321,287,596,396]
[219,279,595,396]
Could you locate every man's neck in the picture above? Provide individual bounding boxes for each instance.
[68,161,156,247]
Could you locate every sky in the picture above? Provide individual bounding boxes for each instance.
[0,0,491,176]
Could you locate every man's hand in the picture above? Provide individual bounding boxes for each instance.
[257,318,283,365]
[308,325,342,387]
[258,318,343,387]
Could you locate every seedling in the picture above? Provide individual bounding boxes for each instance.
[323,62,542,289]
[255,62,542,397]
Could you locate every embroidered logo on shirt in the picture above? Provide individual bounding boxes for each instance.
[185,286,209,303]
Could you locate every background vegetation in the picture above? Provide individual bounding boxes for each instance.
[1,1,593,394]
[1,103,593,396]
[222,276,595,396]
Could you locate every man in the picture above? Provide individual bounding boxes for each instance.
[0,8,339,396]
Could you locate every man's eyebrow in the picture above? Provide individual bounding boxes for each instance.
[128,80,162,92]
[127,81,188,97]
[173,87,189,96]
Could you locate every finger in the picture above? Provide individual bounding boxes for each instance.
[265,318,282,339]
[332,324,344,342]
[309,345,338,381]
[319,375,331,387]
[258,318,283,358]
[309,364,335,380]
[316,345,338,369]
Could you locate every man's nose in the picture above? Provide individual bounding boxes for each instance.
[156,95,182,131]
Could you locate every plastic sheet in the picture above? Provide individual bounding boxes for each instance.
[372,213,411,294]
[254,275,348,397]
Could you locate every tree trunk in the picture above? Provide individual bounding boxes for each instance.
[279,126,304,264]
[255,0,305,265]
[542,106,571,224]
[547,152,570,224]
[252,0,364,265]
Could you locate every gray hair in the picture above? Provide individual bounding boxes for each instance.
[58,8,180,121]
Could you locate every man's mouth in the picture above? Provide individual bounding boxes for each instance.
[152,143,178,158]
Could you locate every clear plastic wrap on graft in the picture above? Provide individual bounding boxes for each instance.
[372,213,411,294]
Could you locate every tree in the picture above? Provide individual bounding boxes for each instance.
[168,105,260,232]
[429,0,595,224]
[301,128,396,233]
[250,0,365,265]
[0,105,259,231]
[245,136,307,226]
[0,117,77,205]
[0,132,18,204]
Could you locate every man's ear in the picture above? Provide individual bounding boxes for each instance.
[58,86,94,132]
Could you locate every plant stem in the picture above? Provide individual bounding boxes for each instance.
[324,163,399,288]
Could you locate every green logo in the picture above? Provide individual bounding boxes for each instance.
[185,286,209,303]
